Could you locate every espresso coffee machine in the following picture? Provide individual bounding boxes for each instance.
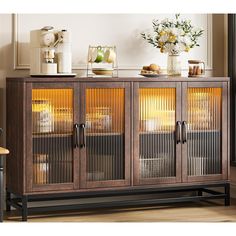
[30,26,76,76]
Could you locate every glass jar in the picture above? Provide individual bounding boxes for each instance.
[32,100,53,133]
[33,154,49,184]
[54,107,73,133]
[167,54,181,76]
[188,60,205,77]
[86,107,112,132]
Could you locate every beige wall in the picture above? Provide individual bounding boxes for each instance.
[212,14,228,76]
[13,14,212,72]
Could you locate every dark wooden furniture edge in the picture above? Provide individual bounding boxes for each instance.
[6,81,25,196]
[6,76,230,83]
[0,151,9,222]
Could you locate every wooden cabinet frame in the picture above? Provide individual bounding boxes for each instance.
[80,82,131,188]
[25,82,80,193]
[6,77,230,196]
[133,82,182,185]
[133,81,229,185]
[181,82,229,182]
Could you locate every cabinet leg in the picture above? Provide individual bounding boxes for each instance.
[6,191,11,212]
[22,196,28,222]
[224,183,230,206]
[197,190,203,196]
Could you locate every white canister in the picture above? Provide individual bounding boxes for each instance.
[58,52,72,73]
[42,63,57,74]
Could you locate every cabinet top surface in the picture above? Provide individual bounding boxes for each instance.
[6,76,230,83]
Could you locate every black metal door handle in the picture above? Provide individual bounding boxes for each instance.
[176,121,182,144]
[73,124,79,148]
[80,123,86,148]
[182,121,187,144]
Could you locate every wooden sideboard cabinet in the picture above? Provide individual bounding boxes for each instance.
[6,77,230,221]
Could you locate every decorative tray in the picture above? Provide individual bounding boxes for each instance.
[139,73,168,78]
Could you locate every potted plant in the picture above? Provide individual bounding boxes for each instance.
[141,14,204,76]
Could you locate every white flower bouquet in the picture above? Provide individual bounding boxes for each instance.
[141,14,204,55]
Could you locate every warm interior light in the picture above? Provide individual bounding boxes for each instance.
[86,88,124,133]
[187,88,222,130]
[32,89,73,134]
[139,88,176,132]
[32,89,73,108]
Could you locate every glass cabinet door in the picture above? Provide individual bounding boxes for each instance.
[80,83,131,188]
[133,82,182,185]
[26,83,79,192]
[182,82,229,182]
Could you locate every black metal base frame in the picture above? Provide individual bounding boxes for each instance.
[6,182,230,221]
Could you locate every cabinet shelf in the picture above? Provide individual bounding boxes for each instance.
[86,132,123,137]
[187,129,220,133]
[32,130,220,138]
[140,131,174,135]
[33,133,73,138]
[139,129,220,135]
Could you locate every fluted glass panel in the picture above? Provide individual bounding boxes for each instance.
[187,88,222,176]
[86,88,125,181]
[32,89,73,185]
[139,88,176,179]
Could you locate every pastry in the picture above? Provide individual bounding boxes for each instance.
[149,63,160,71]
[141,64,161,75]
[142,66,150,70]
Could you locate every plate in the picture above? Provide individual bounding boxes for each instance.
[92,68,113,71]
[92,68,113,76]
[188,75,205,78]
[139,73,167,78]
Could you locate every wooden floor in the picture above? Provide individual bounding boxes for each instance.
[4,198,236,222]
